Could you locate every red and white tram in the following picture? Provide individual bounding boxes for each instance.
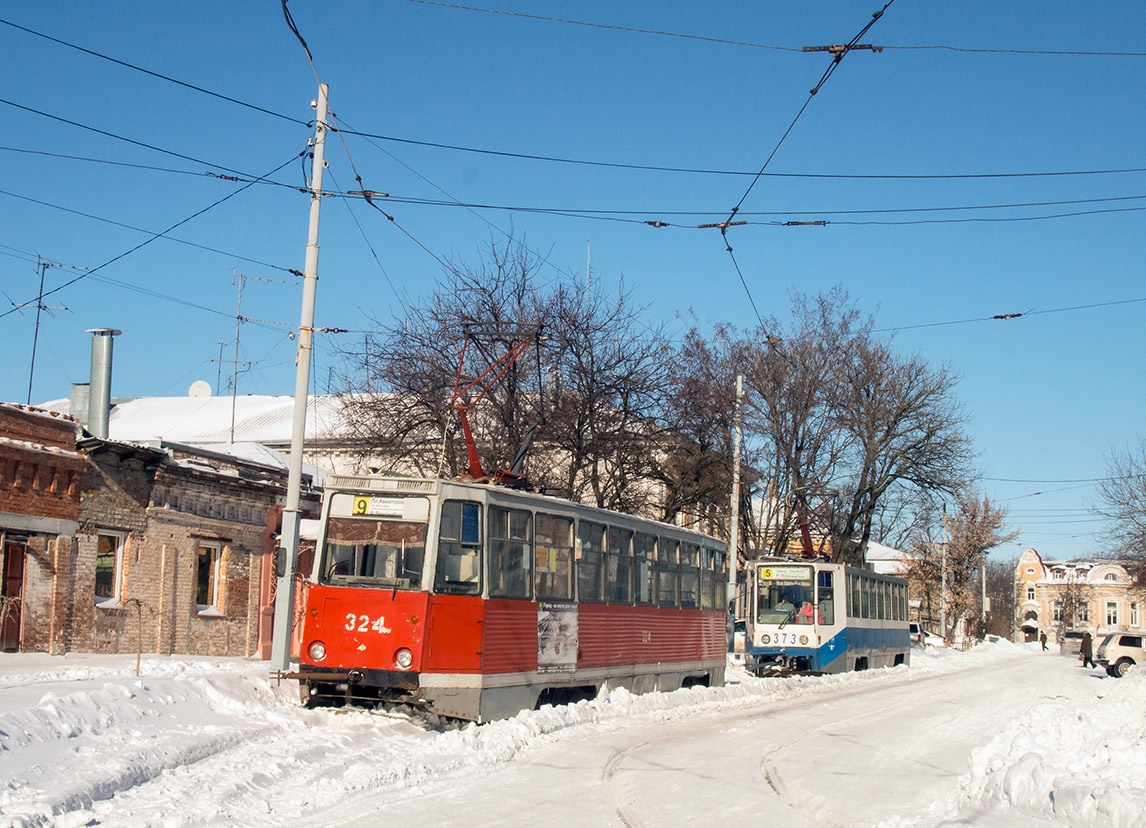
[296,474,729,722]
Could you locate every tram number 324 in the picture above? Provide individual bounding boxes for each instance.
[345,613,392,634]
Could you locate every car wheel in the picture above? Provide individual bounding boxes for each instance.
[1113,658,1134,678]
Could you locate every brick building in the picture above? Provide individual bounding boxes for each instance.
[2,401,319,658]
[0,404,86,652]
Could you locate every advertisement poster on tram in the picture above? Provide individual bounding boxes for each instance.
[538,603,578,672]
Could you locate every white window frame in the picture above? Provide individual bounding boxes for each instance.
[1052,600,1063,623]
[195,541,223,615]
[94,530,126,607]
[1026,585,1035,602]
[1131,602,1139,627]
[1106,601,1119,627]
[1077,601,1089,624]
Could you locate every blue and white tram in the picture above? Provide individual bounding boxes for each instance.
[744,558,911,675]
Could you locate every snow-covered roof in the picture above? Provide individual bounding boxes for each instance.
[864,540,908,575]
[40,394,349,446]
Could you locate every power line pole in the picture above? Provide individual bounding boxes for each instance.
[271,83,328,671]
[940,504,948,635]
[727,373,743,617]
[27,258,48,405]
[23,258,68,405]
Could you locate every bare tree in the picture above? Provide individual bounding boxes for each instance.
[903,491,1018,641]
[335,234,680,516]
[335,235,549,478]
[984,557,1017,638]
[538,280,674,514]
[735,288,974,563]
[1095,440,1146,563]
[827,338,974,564]
[742,289,860,557]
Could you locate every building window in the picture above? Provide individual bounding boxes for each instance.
[95,531,126,605]
[1052,600,1063,623]
[1104,573,1118,582]
[1077,601,1089,624]
[1026,585,1035,602]
[1131,602,1140,627]
[195,542,222,611]
[1106,601,1119,626]
[1052,569,1064,580]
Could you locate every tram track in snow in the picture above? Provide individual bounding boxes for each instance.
[601,661,1027,828]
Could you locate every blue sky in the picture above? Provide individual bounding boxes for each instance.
[2,2,1144,559]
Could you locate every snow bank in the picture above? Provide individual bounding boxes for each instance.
[0,642,1053,827]
[883,660,1146,828]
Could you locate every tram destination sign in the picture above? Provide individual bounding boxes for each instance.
[757,565,813,581]
[352,496,405,517]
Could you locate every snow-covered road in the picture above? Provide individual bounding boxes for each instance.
[332,656,1085,827]
[1,642,1143,827]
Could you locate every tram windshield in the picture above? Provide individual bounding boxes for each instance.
[756,564,814,625]
[319,494,429,590]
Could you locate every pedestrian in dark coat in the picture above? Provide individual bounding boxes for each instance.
[1039,631,1048,651]
[1080,631,1096,668]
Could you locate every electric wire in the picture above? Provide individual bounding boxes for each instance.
[0,188,300,275]
[324,165,410,314]
[875,296,1146,333]
[0,97,260,178]
[0,17,308,127]
[336,114,583,286]
[399,1,1146,58]
[0,152,304,320]
[719,2,895,329]
[7,14,1145,185]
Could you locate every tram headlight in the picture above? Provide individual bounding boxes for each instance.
[799,635,809,645]
[307,640,327,662]
[761,634,771,644]
[394,648,414,670]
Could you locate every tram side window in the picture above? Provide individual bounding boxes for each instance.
[658,539,679,607]
[634,533,657,606]
[435,500,481,595]
[607,527,634,604]
[489,506,532,599]
[577,520,606,603]
[680,543,700,609]
[861,578,870,619]
[847,574,857,619]
[817,570,835,625]
[699,548,715,610]
[713,550,727,610]
[535,513,574,601]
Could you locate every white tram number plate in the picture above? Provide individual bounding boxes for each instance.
[353,496,405,517]
[769,631,805,646]
[345,613,392,634]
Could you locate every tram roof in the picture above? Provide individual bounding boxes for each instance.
[325,473,725,546]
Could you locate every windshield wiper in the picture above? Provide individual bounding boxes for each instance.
[778,609,796,630]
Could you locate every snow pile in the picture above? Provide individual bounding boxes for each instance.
[957,665,1146,827]
[887,662,1146,828]
[0,641,1072,828]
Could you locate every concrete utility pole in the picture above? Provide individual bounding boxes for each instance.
[727,374,743,613]
[940,504,948,635]
[270,83,328,671]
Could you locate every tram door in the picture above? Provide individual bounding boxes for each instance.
[1,540,26,652]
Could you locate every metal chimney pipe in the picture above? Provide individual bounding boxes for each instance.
[86,328,121,439]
